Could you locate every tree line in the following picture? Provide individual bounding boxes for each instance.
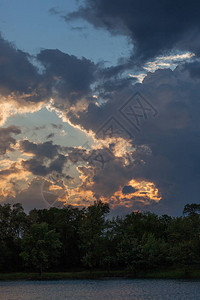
[0,201,200,275]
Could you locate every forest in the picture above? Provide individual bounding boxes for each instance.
[0,201,200,276]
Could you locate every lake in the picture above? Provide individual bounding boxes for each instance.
[0,279,200,300]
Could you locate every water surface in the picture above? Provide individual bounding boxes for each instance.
[0,279,200,300]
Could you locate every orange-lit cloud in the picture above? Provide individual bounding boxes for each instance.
[38,164,161,210]
[0,160,32,201]
[0,96,44,126]
[107,179,162,208]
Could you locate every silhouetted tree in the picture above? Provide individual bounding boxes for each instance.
[0,201,200,275]
[20,223,61,274]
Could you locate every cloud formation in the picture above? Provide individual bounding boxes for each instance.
[1,1,200,216]
[0,126,21,155]
[53,61,200,215]
[0,34,97,125]
[19,140,68,176]
[65,0,200,64]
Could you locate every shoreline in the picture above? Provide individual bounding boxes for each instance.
[1,269,200,281]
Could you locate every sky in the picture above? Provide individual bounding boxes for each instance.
[0,0,200,216]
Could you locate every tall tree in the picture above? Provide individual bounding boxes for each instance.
[20,223,61,274]
[79,200,110,269]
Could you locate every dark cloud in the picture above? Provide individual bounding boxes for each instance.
[66,0,200,63]
[21,155,68,176]
[49,154,67,173]
[0,32,133,131]
[0,33,50,102]
[37,49,97,108]
[120,63,200,214]
[77,155,134,198]
[0,34,98,125]
[0,126,21,155]
[66,146,114,169]
[122,185,136,195]
[20,140,59,159]
[22,159,49,176]
[1,12,200,216]
[20,140,68,176]
[64,61,200,215]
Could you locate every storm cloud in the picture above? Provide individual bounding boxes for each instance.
[66,0,200,64]
[1,0,200,215]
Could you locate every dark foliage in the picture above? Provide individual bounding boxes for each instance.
[0,201,200,275]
